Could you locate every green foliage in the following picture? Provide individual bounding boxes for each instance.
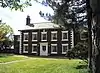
[67,42,88,61]
[38,0,87,29]
[73,42,88,59]
[0,22,14,41]
[0,0,32,11]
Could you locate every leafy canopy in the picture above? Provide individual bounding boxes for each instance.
[0,0,33,11]
[38,0,87,30]
[0,22,13,41]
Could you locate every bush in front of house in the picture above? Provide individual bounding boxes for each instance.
[67,42,88,62]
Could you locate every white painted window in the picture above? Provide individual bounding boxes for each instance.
[51,31,57,41]
[80,32,88,40]
[41,32,47,41]
[32,44,37,53]
[24,33,28,41]
[32,32,37,41]
[23,44,28,53]
[51,44,57,54]
[62,44,68,54]
[62,31,68,41]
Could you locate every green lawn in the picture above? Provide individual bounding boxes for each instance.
[0,53,27,63]
[0,54,88,73]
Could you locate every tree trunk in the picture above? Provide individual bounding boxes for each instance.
[86,0,93,72]
[90,0,100,73]
[94,14,100,73]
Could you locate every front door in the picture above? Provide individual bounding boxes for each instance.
[40,43,48,56]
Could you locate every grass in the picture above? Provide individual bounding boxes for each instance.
[0,54,88,73]
[0,53,27,63]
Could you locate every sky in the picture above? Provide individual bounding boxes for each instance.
[0,1,54,35]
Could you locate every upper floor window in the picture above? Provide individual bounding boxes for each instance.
[17,36,20,41]
[23,44,28,53]
[32,44,37,53]
[24,33,28,41]
[51,44,57,54]
[41,32,47,41]
[62,31,68,41]
[51,31,57,41]
[62,44,68,54]
[80,31,88,40]
[16,36,20,41]
[32,32,37,41]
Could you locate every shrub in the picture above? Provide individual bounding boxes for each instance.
[67,42,88,62]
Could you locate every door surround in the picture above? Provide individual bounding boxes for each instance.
[40,43,48,56]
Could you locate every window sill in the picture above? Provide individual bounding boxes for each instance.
[62,39,68,41]
[23,51,28,53]
[62,52,66,54]
[32,40,37,41]
[51,52,57,54]
[32,52,37,53]
[41,40,47,41]
[51,40,57,41]
[23,40,28,42]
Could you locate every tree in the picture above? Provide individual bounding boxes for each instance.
[0,20,14,51]
[0,21,13,42]
[39,0,87,26]
[90,0,100,73]
[0,0,33,11]
[86,0,93,73]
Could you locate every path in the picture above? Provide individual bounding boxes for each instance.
[0,58,35,64]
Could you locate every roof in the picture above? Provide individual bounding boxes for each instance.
[18,22,60,31]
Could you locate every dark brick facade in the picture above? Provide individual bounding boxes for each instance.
[14,28,74,56]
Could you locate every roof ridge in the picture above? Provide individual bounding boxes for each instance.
[33,22,53,24]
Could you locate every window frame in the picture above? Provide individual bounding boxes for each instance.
[62,44,68,54]
[23,44,28,53]
[17,36,20,41]
[80,32,88,40]
[51,31,57,41]
[32,44,37,53]
[32,32,37,41]
[41,32,47,41]
[51,44,57,54]
[23,33,28,41]
[62,31,68,41]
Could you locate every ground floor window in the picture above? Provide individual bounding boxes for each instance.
[32,44,37,53]
[62,44,68,54]
[23,44,28,53]
[51,44,57,54]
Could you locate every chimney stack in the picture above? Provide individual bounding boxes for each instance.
[26,15,30,25]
